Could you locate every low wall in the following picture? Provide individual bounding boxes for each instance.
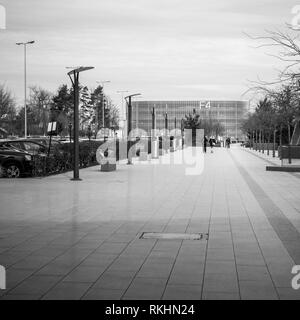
[253,143,278,150]
[278,145,300,159]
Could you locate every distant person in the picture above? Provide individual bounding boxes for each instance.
[203,136,208,153]
[226,137,231,149]
[209,136,216,153]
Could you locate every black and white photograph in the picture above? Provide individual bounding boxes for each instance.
[1,0,300,308]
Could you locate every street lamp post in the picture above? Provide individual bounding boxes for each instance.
[181,118,185,148]
[164,112,169,152]
[151,107,156,134]
[67,66,94,181]
[125,93,141,165]
[16,41,35,138]
[117,90,129,138]
[165,112,168,130]
[150,106,159,159]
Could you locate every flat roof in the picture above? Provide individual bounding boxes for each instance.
[132,100,249,102]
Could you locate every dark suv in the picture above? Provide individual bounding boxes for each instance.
[0,146,34,178]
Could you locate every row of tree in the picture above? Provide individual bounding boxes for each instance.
[0,83,120,138]
[241,27,300,153]
[242,85,300,152]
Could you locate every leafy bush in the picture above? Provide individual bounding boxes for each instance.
[31,139,140,177]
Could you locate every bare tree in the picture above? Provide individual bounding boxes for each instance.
[0,84,17,136]
[28,86,52,135]
[105,97,120,130]
[245,28,300,85]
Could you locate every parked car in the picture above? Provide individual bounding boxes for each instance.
[25,137,62,149]
[0,138,62,156]
[0,146,34,178]
[0,140,47,156]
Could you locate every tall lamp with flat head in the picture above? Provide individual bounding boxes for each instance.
[67,66,94,181]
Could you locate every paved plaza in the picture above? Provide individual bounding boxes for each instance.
[0,146,300,300]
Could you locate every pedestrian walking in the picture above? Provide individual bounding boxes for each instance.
[226,137,231,149]
[209,136,216,153]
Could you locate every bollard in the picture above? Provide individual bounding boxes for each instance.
[164,136,169,154]
[151,139,159,159]
[101,163,117,172]
[177,138,182,150]
[170,137,176,152]
[159,149,165,156]
[96,147,117,172]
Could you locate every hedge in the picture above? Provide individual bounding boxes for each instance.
[31,139,140,177]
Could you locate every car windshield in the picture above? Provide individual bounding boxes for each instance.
[28,139,60,148]
[23,142,46,154]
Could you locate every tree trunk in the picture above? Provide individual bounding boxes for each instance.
[273,129,276,158]
[279,125,282,159]
[262,130,265,154]
[288,123,291,164]
[279,125,282,147]
[267,132,270,156]
[255,130,258,151]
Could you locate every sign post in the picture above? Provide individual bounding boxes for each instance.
[47,121,57,157]
[125,93,141,165]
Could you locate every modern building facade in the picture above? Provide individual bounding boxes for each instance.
[131,100,249,140]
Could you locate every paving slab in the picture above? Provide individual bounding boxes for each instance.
[1,146,300,299]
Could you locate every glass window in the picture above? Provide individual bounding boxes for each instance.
[23,142,45,154]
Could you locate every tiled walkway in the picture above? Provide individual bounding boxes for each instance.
[0,146,300,300]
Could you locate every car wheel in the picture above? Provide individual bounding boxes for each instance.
[5,163,21,178]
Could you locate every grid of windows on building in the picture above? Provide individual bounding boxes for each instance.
[131,100,249,140]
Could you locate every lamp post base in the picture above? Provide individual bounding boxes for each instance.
[71,178,82,181]
[101,164,116,172]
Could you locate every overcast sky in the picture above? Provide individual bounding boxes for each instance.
[0,0,297,110]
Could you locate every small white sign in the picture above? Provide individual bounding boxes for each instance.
[96,128,113,139]
[47,122,57,134]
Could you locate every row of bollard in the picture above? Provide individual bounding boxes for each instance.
[99,136,184,172]
[133,136,184,162]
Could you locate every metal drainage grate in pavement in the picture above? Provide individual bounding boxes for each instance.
[140,232,208,240]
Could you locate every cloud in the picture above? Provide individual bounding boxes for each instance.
[0,0,296,106]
